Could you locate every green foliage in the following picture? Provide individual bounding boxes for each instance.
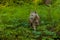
[0,0,60,40]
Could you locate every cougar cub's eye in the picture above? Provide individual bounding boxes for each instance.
[31,15,33,16]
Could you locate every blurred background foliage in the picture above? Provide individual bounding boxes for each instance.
[0,0,60,40]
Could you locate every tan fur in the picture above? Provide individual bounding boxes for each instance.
[29,11,39,31]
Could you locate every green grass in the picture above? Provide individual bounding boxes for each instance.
[0,2,60,40]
